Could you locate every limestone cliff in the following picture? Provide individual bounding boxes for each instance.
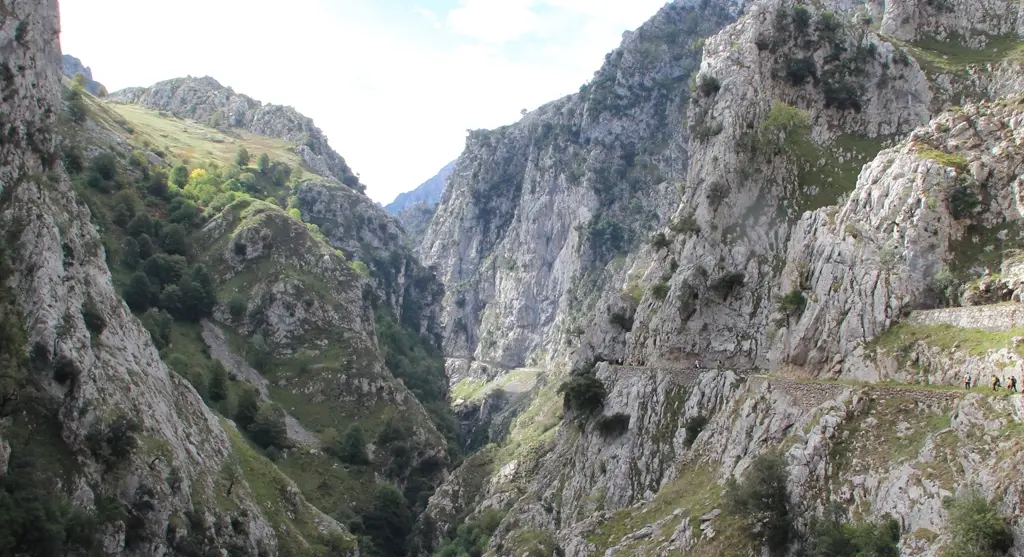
[0,1,355,554]
[420,0,1024,554]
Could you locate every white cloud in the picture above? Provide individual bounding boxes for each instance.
[446,0,542,44]
[415,7,442,29]
[58,0,667,204]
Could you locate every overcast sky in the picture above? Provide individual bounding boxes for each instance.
[58,0,667,203]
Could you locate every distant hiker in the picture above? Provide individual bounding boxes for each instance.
[993,375,1002,391]
[716,359,723,370]
[964,374,972,390]
[1010,376,1018,393]
[694,359,702,371]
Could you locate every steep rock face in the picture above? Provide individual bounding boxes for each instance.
[421,0,744,372]
[396,201,438,245]
[609,0,935,373]
[386,160,455,215]
[778,100,1024,378]
[60,53,104,94]
[296,178,444,338]
[0,1,353,554]
[109,77,363,188]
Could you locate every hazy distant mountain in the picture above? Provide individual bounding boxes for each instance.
[61,54,106,96]
[384,161,455,215]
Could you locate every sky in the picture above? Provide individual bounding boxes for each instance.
[58,0,668,203]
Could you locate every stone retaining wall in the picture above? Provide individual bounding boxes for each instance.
[908,303,1024,332]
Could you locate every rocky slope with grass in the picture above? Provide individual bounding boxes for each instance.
[0,1,357,555]
[108,76,363,189]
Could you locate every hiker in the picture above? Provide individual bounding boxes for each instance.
[694,359,702,371]
[717,359,723,370]
[993,375,1002,391]
[964,374,972,390]
[1010,376,1018,393]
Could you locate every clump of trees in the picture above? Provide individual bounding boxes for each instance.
[558,371,607,417]
[725,453,793,553]
[942,491,1013,557]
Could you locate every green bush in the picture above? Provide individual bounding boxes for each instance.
[684,415,708,448]
[88,152,118,182]
[170,165,189,188]
[81,298,106,335]
[235,147,251,167]
[141,309,172,349]
[596,413,630,437]
[339,424,371,465]
[85,415,142,469]
[228,295,247,318]
[942,491,1013,557]
[725,453,793,553]
[248,403,289,450]
[806,507,900,557]
[784,56,817,86]
[778,288,807,319]
[558,372,607,416]
[124,272,155,311]
[363,485,413,557]
[948,184,980,220]
[710,272,746,299]
[650,232,671,250]
[651,281,670,301]
[696,74,721,97]
[669,216,700,235]
[63,85,87,124]
[433,509,504,557]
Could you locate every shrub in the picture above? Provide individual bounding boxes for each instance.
[806,507,900,557]
[651,281,670,301]
[670,216,700,235]
[759,101,811,156]
[696,74,721,97]
[725,453,793,553]
[169,165,189,188]
[235,147,251,167]
[63,85,87,123]
[706,180,730,207]
[124,272,155,311]
[141,309,172,349]
[338,424,371,465]
[710,272,746,299]
[784,56,817,86]
[88,152,118,182]
[86,415,142,468]
[596,413,630,437]
[823,80,862,112]
[81,298,106,335]
[948,184,980,220]
[609,309,634,331]
[942,491,1013,557]
[248,404,289,450]
[778,288,807,319]
[126,213,154,239]
[257,153,270,173]
[558,372,607,416]
[792,6,812,35]
[228,295,247,318]
[650,232,671,250]
[684,415,708,447]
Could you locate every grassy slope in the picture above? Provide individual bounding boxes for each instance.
[109,104,308,170]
